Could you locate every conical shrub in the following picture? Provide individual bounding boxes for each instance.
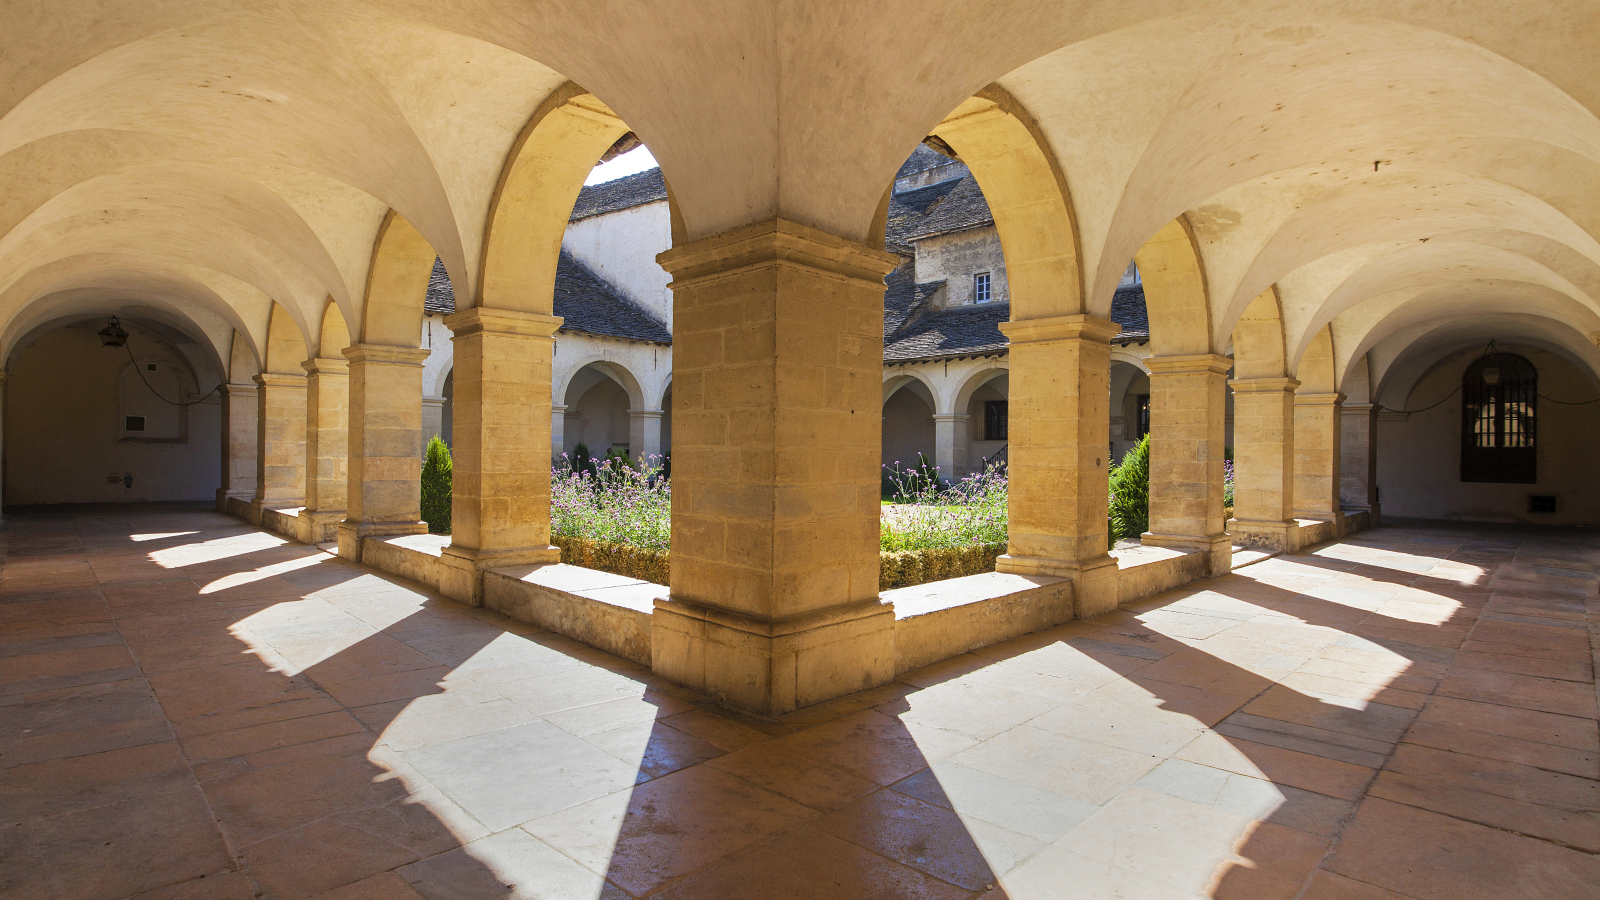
[421,434,452,534]
[1108,434,1150,543]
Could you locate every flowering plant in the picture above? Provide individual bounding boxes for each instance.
[550,454,671,553]
[880,464,1008,552]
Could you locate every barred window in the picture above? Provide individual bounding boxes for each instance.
[974,272,991,304]
[1461,352,1536,484]
[984,400,1008,441]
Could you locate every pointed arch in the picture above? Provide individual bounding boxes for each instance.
[1231,287,1288,379]
[1297,325,1339,393]
[317,299,350,360]
[262,303,309,375]
[361,211,433,348]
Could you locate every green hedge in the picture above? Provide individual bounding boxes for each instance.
[553,534,670,585]
[880,542,1005,591]
[553,533,1003,592]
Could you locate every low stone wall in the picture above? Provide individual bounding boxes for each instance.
[1112,545,1211,606]
[258,507,300,541]
[485,565,655,666]
[888,571,1072,674]
[361,534,450,590]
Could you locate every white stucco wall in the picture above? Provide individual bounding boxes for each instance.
[6,325,222,504]
[914,226,1008,307]
[1377,345,1600,525]
[562,202,673,326]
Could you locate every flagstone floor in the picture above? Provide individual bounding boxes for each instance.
[1,503,1596,899]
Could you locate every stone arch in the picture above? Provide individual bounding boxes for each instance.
[476,85,632,315]
[926,86,1083,321]
[1230,287,1288,380]
[951,364,1010,418]
[882,370,941,408]
[1296,325,1339,394]
[1133,217,1213,356]
[361,211,433,348]
[317,299,350,361]
[559,356,646,410]
[262,303,308,375]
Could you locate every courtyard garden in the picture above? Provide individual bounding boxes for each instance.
[419,436,1217,591]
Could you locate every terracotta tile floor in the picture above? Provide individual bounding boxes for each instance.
[2,504,1597,899]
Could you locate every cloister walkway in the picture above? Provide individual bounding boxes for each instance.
[1,504,1596,900]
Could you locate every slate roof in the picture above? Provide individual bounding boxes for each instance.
[569,169,668,222]
[422,253,671,345]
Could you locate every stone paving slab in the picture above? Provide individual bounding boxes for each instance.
[0,502,1596,899]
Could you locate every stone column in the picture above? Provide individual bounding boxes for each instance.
[1294,390,1345,527]
[629,409,665,463]
[437,309,563,605]
[1142,354,1232,575]
[337,344,429,561]
[651,219,898,715]
[551,404,567,460]
[994,314,1121,617]
[249,373,308,524]
[217,382,258,515]
[421,395,446,450]
[933,414,971,480]
[1341,402,1379,523]
[298,357,348,544]
[1229,377,1300,552]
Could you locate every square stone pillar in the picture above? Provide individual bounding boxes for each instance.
[629,409,664,462]
[551,404,567,460]
[337,344,428,561]
[1341,402,1379,523]
[1142,354,1233,575]
[651,219,898,715]
[421,395,446,452]
[1294,390,1345,528]
[934,414,971,480]
[298,357,348,544]
[994,314,1121,618]
[217,382,258,513]
[1229,377,1300,552]
[247,373,306,524]
[437,309,563,605]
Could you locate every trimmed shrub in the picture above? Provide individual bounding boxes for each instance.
[552,534,670,585]
[880,542,1006,591]
[1108,434,1150,543]
[421,435,452,534]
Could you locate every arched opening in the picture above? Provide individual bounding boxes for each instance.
[562,362,641,458]
[5,316,222,504]
[1109,361,1150,464]
[440,370,454,447]
[881,379,937,472]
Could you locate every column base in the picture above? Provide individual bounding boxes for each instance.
[651,596,896,716]
[1230,519,1300,554]
[295,510,346,545]
[438,544,562,607]
[1141,531,1233,576]
[995,552,1120,618]
[337,519,428,563]
[247,497,303,527]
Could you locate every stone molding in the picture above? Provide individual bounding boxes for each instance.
[341,343,429,366]
[1145,353,1233,376]
[444,307,562,340]
[656,217,899,289]
[223,381,259,396]
[300,357,349,376]
[252,372,307,389]
[1341,402,1376,415]
[998,313,1120,346]
[1228,376,1301,394]
[1294,390,1346,408]
[628,408,664,420]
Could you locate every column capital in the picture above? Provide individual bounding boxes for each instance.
[999,313,1120,345]
[342,343,429,366]
[1146,353,1233,376]
[1341,402,1375,415]
[251,373,306,388]
[224,381,259,395]
[444,307,562,339]
[1294,390,1346,408]
[656,217,899,288]
[300,357,349,377]
[932,413,970,423]
[628,408,665,420]
[1228,376,1300,393]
